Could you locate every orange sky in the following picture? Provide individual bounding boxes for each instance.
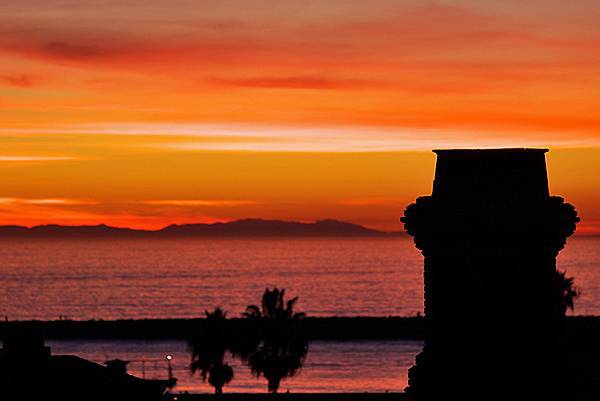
[1,1,599,233]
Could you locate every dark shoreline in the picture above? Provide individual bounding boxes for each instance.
[0,317,423,341]
[2,316,600,341]
[162,393,407,401]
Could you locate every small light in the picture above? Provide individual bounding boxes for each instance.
[166,354,173,361]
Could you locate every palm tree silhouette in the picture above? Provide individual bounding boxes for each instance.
[189,308,234,394]
[241,288,308,393]
[207,363,233,394]
[555,270,580,315]
[243,288,307,320]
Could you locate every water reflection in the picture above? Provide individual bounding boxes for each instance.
[49,339,422,393]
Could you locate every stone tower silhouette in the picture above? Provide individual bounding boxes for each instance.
[401,149,578,400]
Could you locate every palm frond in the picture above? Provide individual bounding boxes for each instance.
[243,304,261,318]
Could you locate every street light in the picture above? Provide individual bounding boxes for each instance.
[166,354,173,381]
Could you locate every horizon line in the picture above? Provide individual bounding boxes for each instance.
[0,219,597,237]
[0,218,404,234]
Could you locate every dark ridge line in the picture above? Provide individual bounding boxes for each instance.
[0,218,405,238]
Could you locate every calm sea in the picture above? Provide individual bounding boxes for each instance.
[1,236,598,393]
[48,339,422,393]
[0,236,598,320]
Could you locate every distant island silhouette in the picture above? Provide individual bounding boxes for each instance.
[0,219,402,238]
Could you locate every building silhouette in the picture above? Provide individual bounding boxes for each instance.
[401,149,579,400]
[0,330,174,400]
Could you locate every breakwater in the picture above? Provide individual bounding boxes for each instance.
[2,316,600,341]
[0,316,423,340]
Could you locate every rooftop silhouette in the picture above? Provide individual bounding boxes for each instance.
[0,330,174,400]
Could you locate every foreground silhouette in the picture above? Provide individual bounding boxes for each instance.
[0,330,174,400]
[190,308,234,394]
[242,288,308,393]
[402,149,579,400]
[188,288,309,393]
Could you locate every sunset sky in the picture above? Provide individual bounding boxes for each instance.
[1,1,599,232]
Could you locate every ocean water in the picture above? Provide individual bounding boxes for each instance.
[48,339,423,393]
[0,236,598,320]
[1,236,598,393]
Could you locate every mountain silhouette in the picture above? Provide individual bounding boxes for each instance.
[0,219,400,238]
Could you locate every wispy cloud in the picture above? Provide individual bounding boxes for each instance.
[0,74,34,88]
[39,41,109,59]
[154,125,598,152]
[0,156,75,162]
[25,198,96,205]
[0,198,97,206]
[337,197,403,206]
[0,197,239,229]
[2,123,598,153]
[210,76,376,90]
[143,199,258,207]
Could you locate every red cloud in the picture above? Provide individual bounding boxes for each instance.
[39,41,108,59]
[0,74,33,87]
[211,76,376,90]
